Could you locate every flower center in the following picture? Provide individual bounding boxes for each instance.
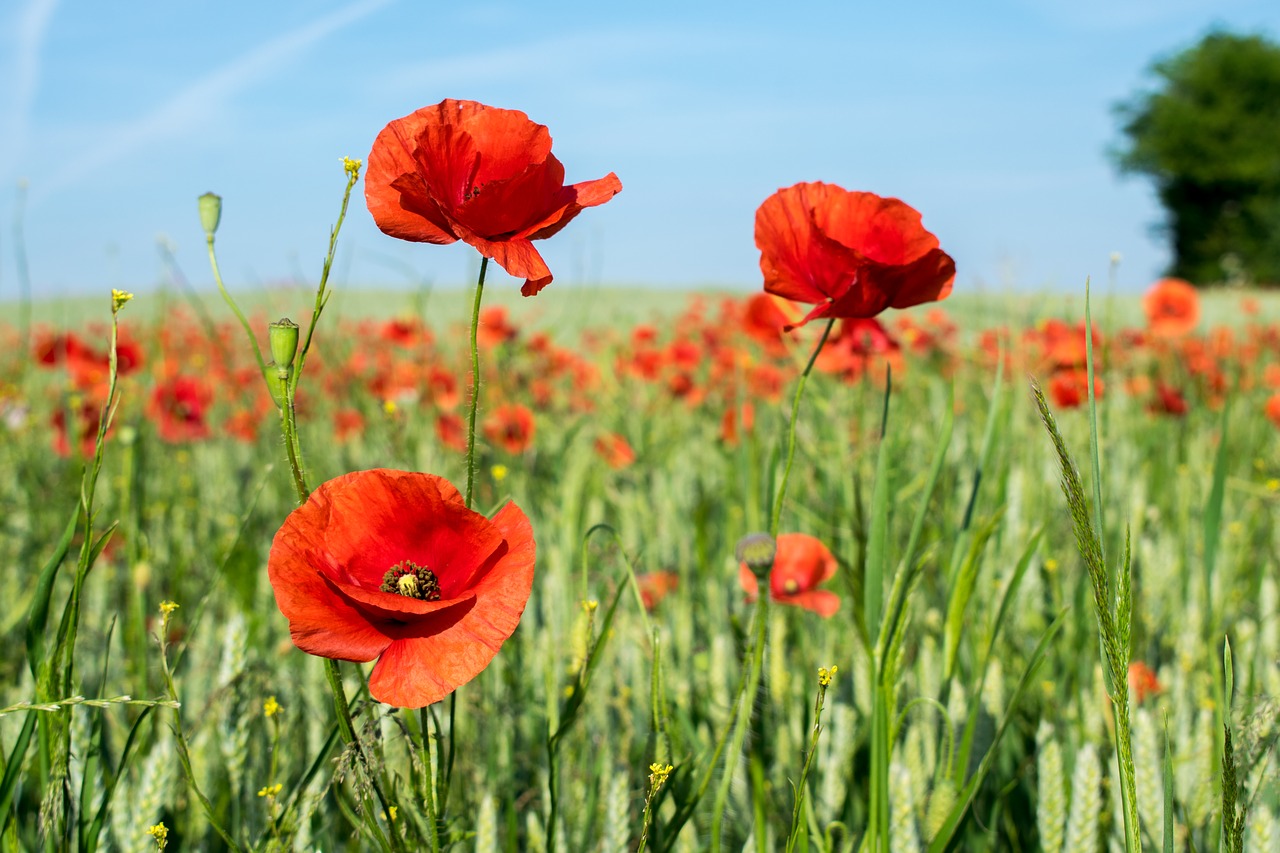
[380,561,441,601]
[783,579,800,594]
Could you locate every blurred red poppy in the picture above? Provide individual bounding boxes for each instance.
[51,399,103,458]
[148,375,212,443]
[1048,368,1104,409]
[34,332,95,367]
[738,533,840,617]
[484,404,535,454]
[1148,383,1189,417]
[755,182,954,329]
[268,469,535,708]
[334,408,365,443]
[1127,661,1162,704]
[1143,278,1199,338]
[594,432,635,469]
[366,99,622,295]
[477,306,519,348]
[436,412,467,452]
[1265,393,1280,429]
[636,571,679,611]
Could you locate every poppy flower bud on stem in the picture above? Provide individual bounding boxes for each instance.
[264,364,288,409]
[736,532,776,581]
[269,318,299,371]
[198,192,222,238]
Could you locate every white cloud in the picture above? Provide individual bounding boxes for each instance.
[34,0,393,203]
[2,0,60,177]
[380,27,734,93]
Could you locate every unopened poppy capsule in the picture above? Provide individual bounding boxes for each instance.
[735,532,776,580]
[198,192,222,238]
[269,318,299,370]
[264,363,288,409]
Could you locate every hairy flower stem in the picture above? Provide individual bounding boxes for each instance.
[709,591,769,852]
[465,257,490,510]
[770,316,837,537]
[785,670,835,852]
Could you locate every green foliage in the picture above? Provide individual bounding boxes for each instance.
[1112,30,1280,284]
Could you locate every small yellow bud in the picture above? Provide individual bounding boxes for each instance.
[342,157,363,180]
[647,763,674,789]
[198,192,222,237]
[383,399,397,415]
[258,782,283,798]
[158,601,179,616]
[817,665,839,687]
[491,463,508,482]
[146,822,169,850]
[388,805,398,821]
[1043,558,1059,573]
[263,696,282,717]
[111,289,133,313]
[1267,478,1280,493]
[582,599,599,613]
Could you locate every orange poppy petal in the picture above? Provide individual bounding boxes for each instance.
[779,589,841,618]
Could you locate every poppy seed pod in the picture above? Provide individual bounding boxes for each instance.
[269,318,300,370]
[198,192,222,238]
[735,532,777,580]
[263,363,288,409]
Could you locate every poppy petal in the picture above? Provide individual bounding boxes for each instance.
[779,589,841,618]
[366,110,458,244]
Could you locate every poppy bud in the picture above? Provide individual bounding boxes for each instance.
[269,318,299,370]
[264,362,288,409]
[735,532,776,580]
[198,192,222,237]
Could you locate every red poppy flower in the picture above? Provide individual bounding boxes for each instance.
[1047,368,1104,409]
[477,306,519,348]
[148,375,212,443]
[738,533,840,617]
[436,412,467,452]
[636,571,679,611]
[1127,661,1162,704]
[267,469,536,708]
[51,399,103,458]
[34,332,96,367]
[484,404,535,454]
[1148,383,1189,417]
[334,408,365,443]
[754,182,955,329]
[366,99,622,296]
[1142,278,1200,338]
[594,432,635,469]
[1265,393,1280,429]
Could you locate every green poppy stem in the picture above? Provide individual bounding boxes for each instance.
[770,316,838,537]
[464,256,490,510]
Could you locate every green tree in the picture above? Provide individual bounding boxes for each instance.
[1113,30,1280,285]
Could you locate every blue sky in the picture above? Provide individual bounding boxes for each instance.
[3,0,1279,300]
